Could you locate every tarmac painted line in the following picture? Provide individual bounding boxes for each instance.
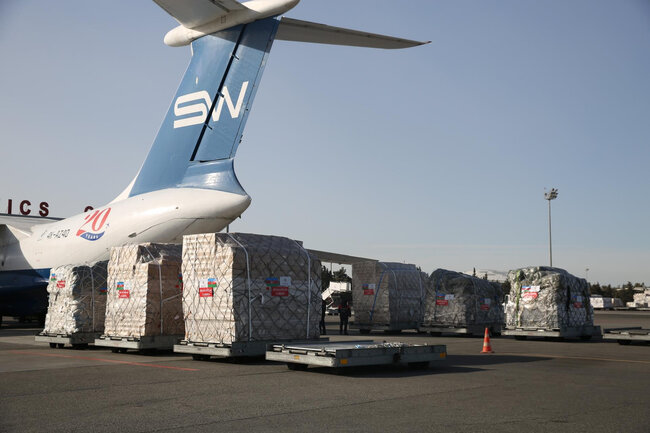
[501,352,650,365]
[9,350,199,371]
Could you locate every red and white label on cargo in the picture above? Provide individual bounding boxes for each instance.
[56,280,66,289]
[522,285,540,299]
[199,278,217,297]
[573,295,583,308]
[480,298,491,311]
[362,283,375,296]
[199,287,214,297]
[271,287,289,297]
[265,276,291,297]
[435,294,454,306]
[118,290,130,299]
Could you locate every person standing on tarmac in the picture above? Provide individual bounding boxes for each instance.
[320,299,327,335]
[338,300,350,335]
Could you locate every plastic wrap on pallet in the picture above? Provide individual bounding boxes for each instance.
[505,267,593,329]
[590,296,613,309]
[104,243,184,338]
[181,233,321,344]
[42,261,108,335]
[351,261,424,327]
[631,292,650,308]
[422,269,504,328]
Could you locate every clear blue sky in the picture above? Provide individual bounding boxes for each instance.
[1,0,649,285]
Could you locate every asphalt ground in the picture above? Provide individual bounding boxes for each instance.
[1,311,649,433]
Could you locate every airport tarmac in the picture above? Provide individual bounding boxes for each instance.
[1,311,649,433]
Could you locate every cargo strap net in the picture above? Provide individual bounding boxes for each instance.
[103,243,184,338]
[505,266,593,330]
[42,261,108,335]
[422,269,504,327]
[352,261,424,326]
[181,232,321,345]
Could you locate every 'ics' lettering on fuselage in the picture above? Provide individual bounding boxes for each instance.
[173,81,249,129]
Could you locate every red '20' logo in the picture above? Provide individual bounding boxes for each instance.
[76,208,111,241]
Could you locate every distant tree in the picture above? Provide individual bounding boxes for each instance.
[483,273,488,280]
[332,267,352,283]
[321,266,332,292]
[589,283,603,296]
[501,280,511,295]
[472,267,476,277]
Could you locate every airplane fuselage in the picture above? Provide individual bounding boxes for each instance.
[0,187,250,316]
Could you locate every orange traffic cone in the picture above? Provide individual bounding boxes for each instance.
[481,327,493,354]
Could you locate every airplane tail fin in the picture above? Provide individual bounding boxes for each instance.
[128,17,280,198]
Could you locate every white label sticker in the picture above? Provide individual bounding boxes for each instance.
[280,276,291,288]
[445,294,455,300]
[368,284,376,290]
[483,298,491,305]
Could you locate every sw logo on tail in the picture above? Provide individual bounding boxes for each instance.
[173,81,250,128]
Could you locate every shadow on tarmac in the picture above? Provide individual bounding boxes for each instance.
[446,354,551,366]
[0,328,40,337]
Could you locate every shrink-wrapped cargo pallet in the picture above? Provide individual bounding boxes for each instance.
[351,261,424,329]
[505,267,593,330]
[631,292,649,308]
[42,261,108,335]
[422,269,504,329]
[104,243,184,338]
[181,233,321,344]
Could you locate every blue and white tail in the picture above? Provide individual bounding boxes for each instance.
[128,17,280,198]
[121,0,428,200]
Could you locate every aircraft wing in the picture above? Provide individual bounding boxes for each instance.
[307,249,376,265]
[0,214,62,243]
[276,17,430,49]
[153,0,247,28]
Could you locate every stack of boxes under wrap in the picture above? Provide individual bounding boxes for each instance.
[505,267,593,330]
[351,261,424,328]
[630,289,650,308]
[104,243,184,338]
[422,269,504,329]
[42,261,108,335]
[181,233,321,344]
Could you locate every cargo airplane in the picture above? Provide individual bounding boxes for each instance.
[0,0,428,319]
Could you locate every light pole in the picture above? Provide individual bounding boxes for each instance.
[544,188,558,267]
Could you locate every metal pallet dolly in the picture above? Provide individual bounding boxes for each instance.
[266,340,447,372]
[94,334,182,353]
[602,327,650,345]
[35,332,100,349]
[503,325,601,340]
[350,322,420,334]
[422,324,502,337]
[174,338,330,360]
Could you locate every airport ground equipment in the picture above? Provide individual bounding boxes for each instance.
[602,327,650,345]
[181,233,321,351]
[422,323,502,337]
[99,244,184,353]
[505,267,595,338]
[351,261,425,334]
[94,334,182,353]
[350,321,420,334]
[266,340,447,371]
[174,337,329,360]
[40,262,108,348]
[421,269,504,338]
[36,331,100,349]
[503,325,601,340]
